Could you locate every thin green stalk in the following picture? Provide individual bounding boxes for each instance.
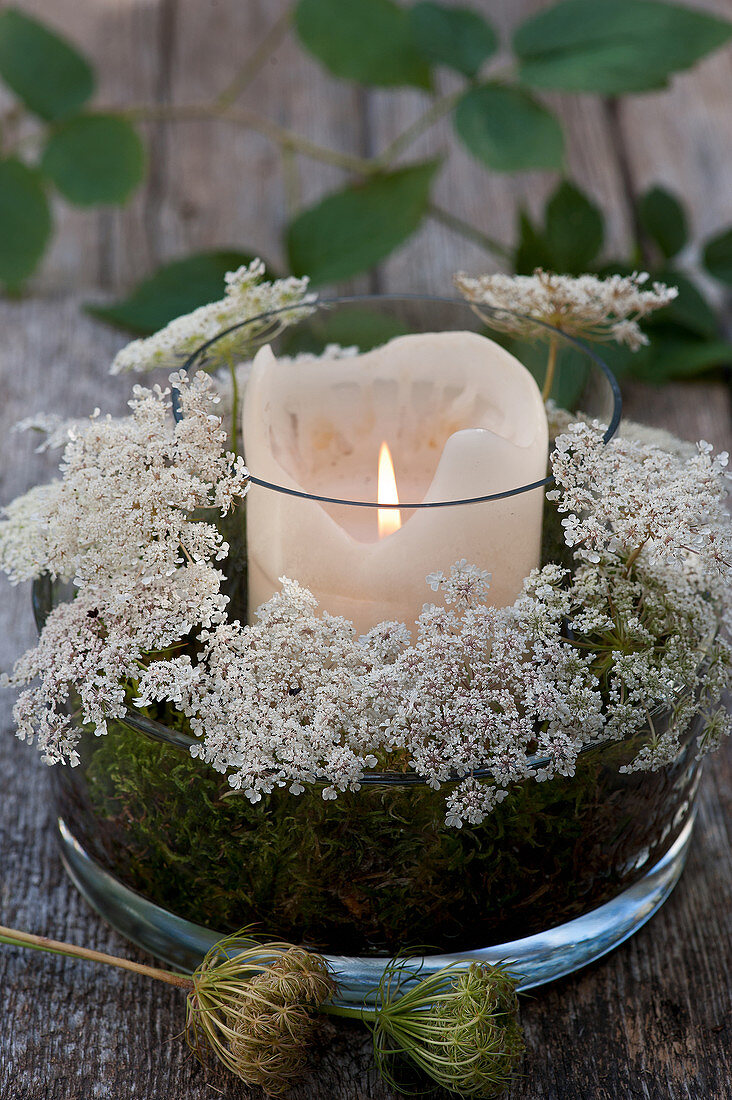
[228,354,240,456]
[123,102,374,174]
[214,5,295,111]
[542,333,559,402]
[376,91,462,166]
[427,201,513,263]
[224,108,376,173]
[281,145,302,214]
[0,924,193,990]
[624,539,648,576]
[319,1001,367,1022]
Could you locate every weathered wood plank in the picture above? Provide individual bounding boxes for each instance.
[2,0,732,1094]
[1,0,166,291]
[8,0,376,296]
[618,0,732,253]
[6,0,732,296]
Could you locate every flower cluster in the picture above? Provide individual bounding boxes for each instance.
[546,420,732,772]
[383,568,604,825]
[135,578,394,801]
[1,293,730,824]
[550,420,731,577]
[1,372,248,764]
[110,259,314,375]
[455,268,677,349]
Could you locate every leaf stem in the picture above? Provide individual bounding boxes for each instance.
[214,5,295,111]
[0,924,194,990]
[123,102,374,174]
[376,91,462,166]
[426,201,512,262]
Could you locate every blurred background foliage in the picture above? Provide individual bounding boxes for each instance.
[1,0,732,385]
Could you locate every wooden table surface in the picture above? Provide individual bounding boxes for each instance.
[0,299,730,1100]
[1,1,732,1095]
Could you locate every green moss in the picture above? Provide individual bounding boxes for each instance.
[52,717,701,955]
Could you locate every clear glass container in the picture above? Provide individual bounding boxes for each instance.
[181,294,622,631]
[40,295,701,1005]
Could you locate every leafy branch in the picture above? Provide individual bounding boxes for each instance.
[2,1,732,383]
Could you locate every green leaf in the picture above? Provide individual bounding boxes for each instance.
[409,2,497,77]
[638,186,688,259]
[514,210,553,274]
[295,0,431,88]
[630,332,732,382]
[0,8,94,121]
[286,161,440,285]
[544,181,604,272]
[454,84,564,172]
[649,270,717,339]
[41,114,145,206]
[703,226,732,285]
[514,0,732,94]
[86,251,262,335]
[0,158,51,287]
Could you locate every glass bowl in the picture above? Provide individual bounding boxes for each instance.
[37,295,700,1008]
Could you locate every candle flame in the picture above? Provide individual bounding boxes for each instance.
[377,441,402,539]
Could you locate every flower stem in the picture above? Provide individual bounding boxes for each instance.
[319,1001,366,1021]
[427,201,513,263]
[376,91,462,166]
[228,355,240,456]
[542,333,559,402]
[0,924,194,990]
[624,539,648,575]
[214,5,294,111]
[123,102,374,175]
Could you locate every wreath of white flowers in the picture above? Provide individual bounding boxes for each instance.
[1,263,730,827]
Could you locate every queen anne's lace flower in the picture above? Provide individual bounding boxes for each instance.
[1,371,249,762]
[110,260,314,374]
[136,579,392,803]
[455,269,677,350]
[548,420,731,578]
[1,341,730,825]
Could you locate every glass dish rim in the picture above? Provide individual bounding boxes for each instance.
[176,292,623,510]
[31,574,699,790]
[85,697,693,789]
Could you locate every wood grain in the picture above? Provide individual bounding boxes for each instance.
[1,0,732,1095]
[0,307,730,1100]
[3,0,732,295]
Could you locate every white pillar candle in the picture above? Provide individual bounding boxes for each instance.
[242,331,548,635]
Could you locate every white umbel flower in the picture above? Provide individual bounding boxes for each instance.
[455,268,677,350]
[110,260,314,374]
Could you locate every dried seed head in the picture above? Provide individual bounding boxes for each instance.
[185,936,336,1096]
[373,959,524,1097]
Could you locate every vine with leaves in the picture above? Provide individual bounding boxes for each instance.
[1,0,732,383]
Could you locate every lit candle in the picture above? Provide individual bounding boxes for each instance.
[242,332,548,635]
